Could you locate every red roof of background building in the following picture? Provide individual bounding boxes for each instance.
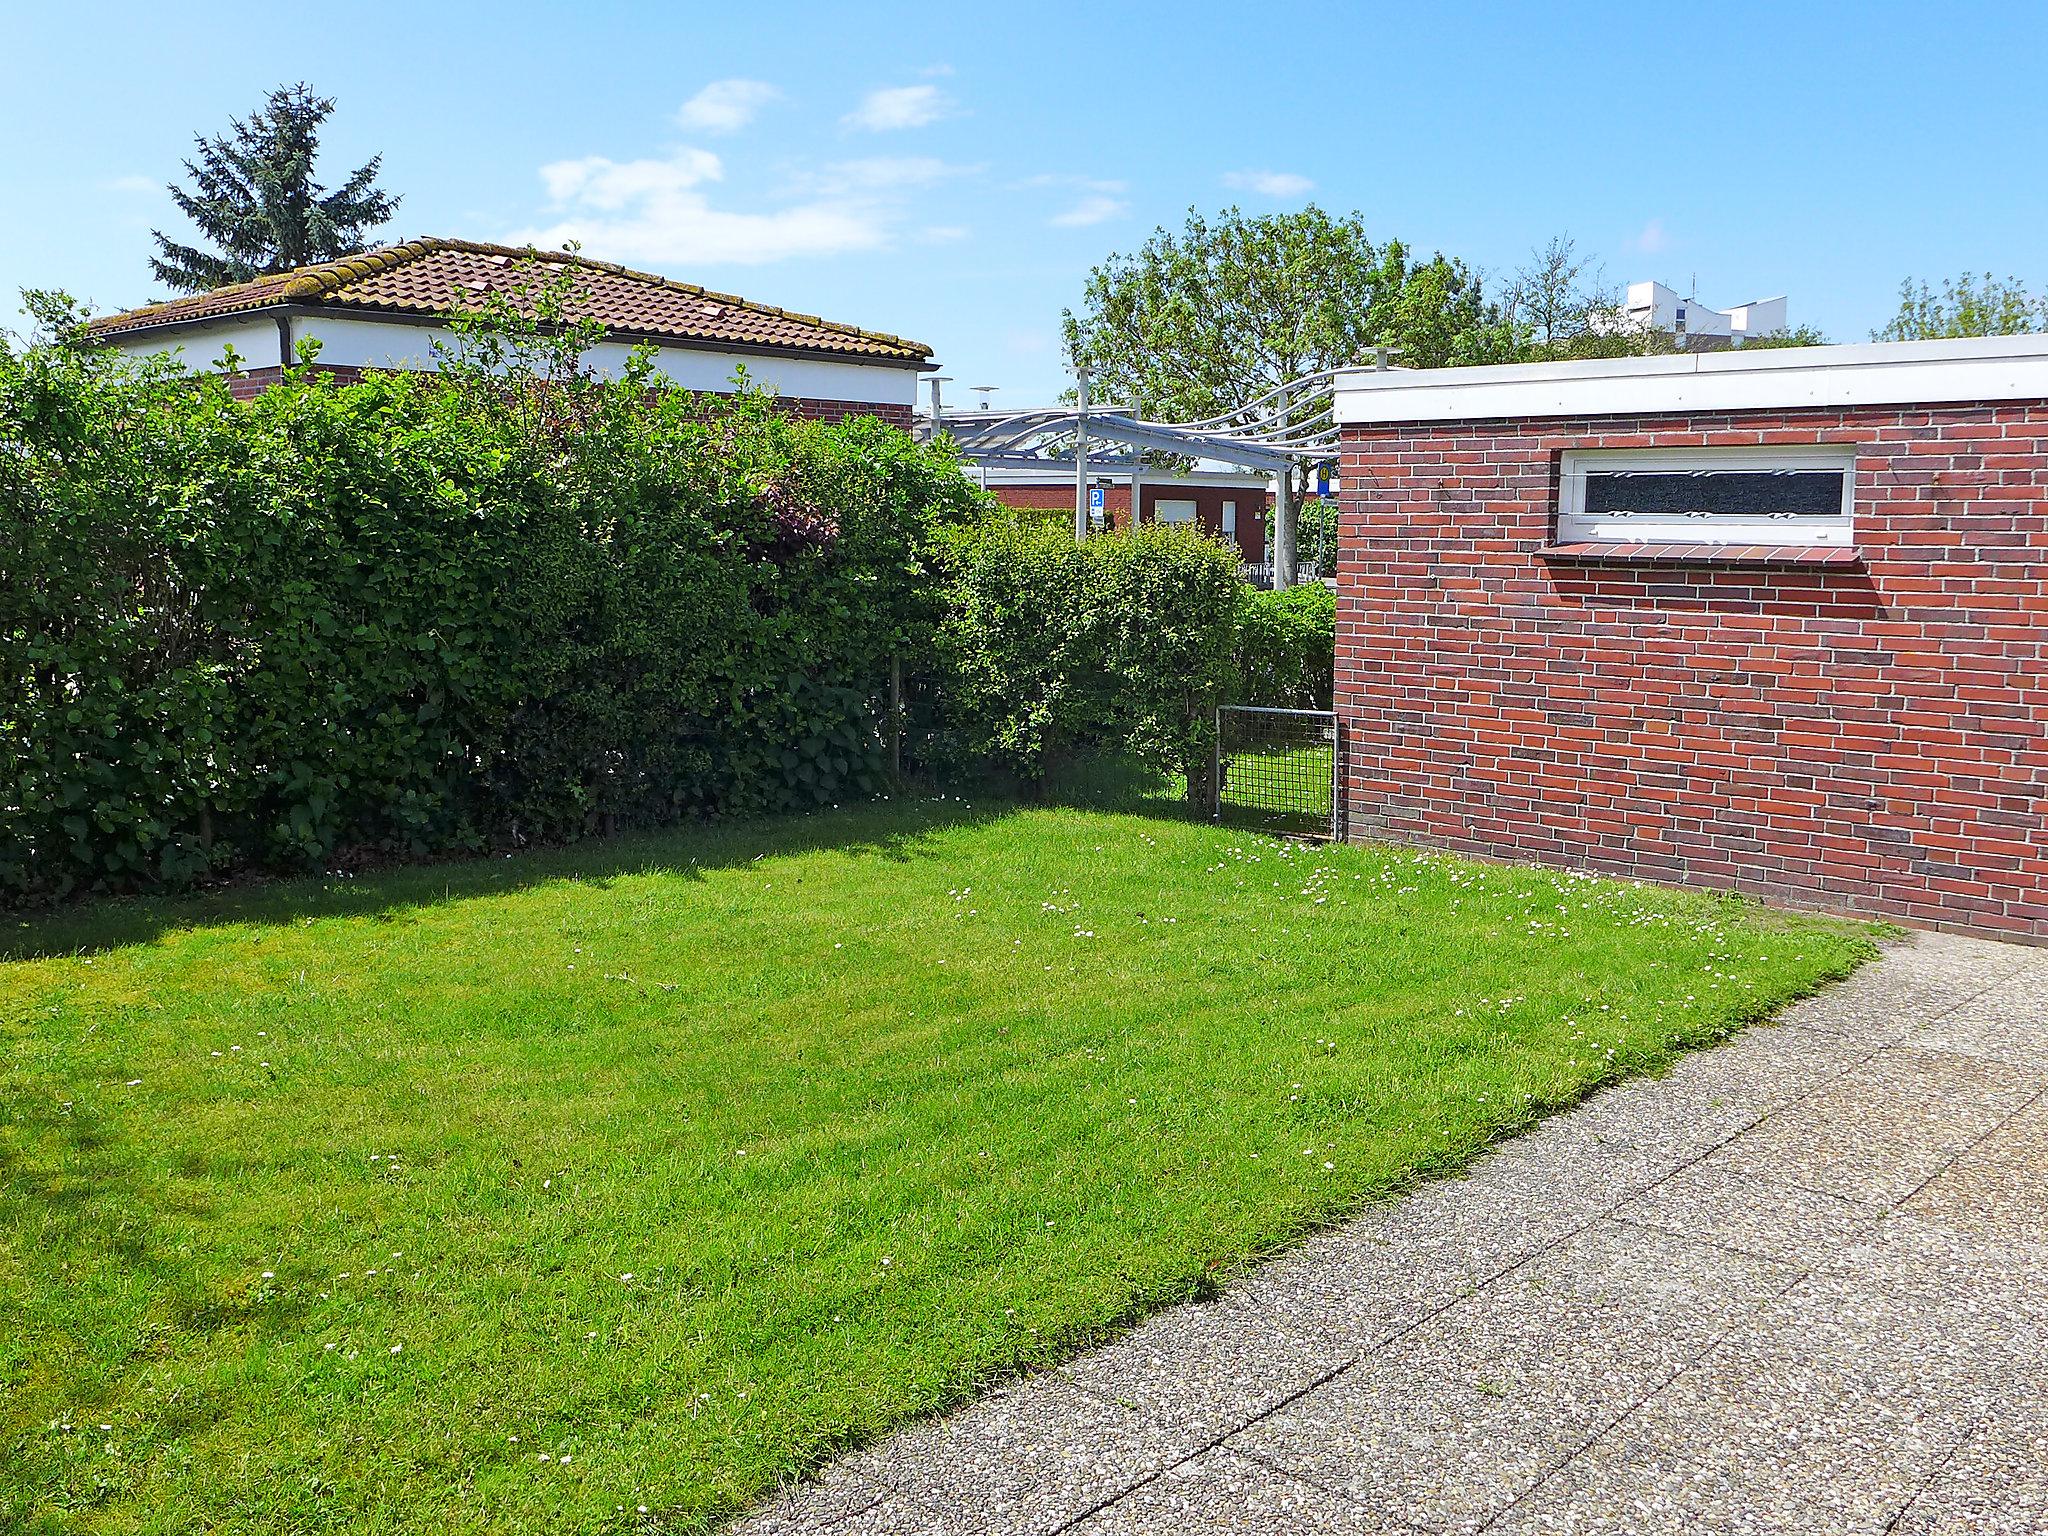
[87,237,932,365]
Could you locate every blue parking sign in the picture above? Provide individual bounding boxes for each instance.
[1089,485,1104,510]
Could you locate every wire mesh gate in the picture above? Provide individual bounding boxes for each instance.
[1213,705,1341,839]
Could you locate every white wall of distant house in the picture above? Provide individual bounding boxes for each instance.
[107,313,920,408]
[106,318,279,372]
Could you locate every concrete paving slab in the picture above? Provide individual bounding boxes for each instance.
[1227,1359,1600,1534]
[1610,1158,1889,1268]
[1892,1399,2048,1536]
[733,1466,899,1536]
[1064,1449,1406,1535]
[1056,1291,1352,1442]
[1715,1046,2042,1204]
[1901,1090,2048,1247]
[1566,1019,1870,1164]
[1229,1229,1474,1356]
[1606,1278,2010,1530]
[1492,1432,1902,1535]
[1907,963,2048,1072]
[842,1377,1199,1536]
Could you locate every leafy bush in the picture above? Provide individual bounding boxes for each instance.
[0,312,981,900]
[1232,583,1337,709]
[929,517,1242,785]
[1296,496,1339,575]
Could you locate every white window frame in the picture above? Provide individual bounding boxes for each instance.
[1154,498,1198,525]
[1557,445,1857,547]
[1220,500,1239,545]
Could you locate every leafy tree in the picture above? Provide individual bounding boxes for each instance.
[1062,206,1514,582]
[1874,273,2046,341]
[1737,324,1830,350]
[1063,206,1513,421]
[1506,235,1607,356]
[151,83,399,294]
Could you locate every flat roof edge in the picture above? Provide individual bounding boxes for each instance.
[1333,334,2048,426]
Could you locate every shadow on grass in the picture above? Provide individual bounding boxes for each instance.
[1,792,1021,963]
[3,755,1233,964]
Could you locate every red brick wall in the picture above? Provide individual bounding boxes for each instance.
[1337,402,2048,942]
[984,482,1270,560]
[223,364,364,399]
[219,362,911,426]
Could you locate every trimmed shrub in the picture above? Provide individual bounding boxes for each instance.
[1232,583,1337,709]
[928,518,1243,785]
[0,332,981,900]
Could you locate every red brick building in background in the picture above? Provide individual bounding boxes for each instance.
[85,237,930,426]
[1332,338,2048,942]
[979,471,1274,563]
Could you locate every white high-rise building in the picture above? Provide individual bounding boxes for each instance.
[1615,281,1789,345]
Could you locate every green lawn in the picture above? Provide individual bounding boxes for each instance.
[1217,742,1336,834]
[1,794,1876,1533]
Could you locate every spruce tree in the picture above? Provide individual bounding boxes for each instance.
[150,83,400,293]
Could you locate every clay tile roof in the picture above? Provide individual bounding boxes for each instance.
[86,237,932,365]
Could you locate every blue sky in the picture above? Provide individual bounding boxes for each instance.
[6,1,2045,403]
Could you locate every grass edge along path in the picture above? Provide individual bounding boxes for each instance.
[0,794,1881,1534]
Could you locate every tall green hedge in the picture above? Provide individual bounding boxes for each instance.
[0,335,981,900]
[1231,583,1338,710]
[927,518,1243,786]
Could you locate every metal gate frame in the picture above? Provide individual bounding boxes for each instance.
[1212,704,1342,841]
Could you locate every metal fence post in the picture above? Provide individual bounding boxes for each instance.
[1329,712,1341,842]
[1212,706,1222,821]
[889,656,903,778]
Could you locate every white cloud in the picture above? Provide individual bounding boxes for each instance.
[919,62,955,78]
[540,148,723,209]
[1629,218,1671,254]
[843,84,952,131]
[515,149,892,265]
[1050,194,1127,228]
[514,148,976,267]
[676,79,780,134]
[1222,169,1314,197]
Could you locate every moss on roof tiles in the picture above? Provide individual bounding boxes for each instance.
[86,237,931,362]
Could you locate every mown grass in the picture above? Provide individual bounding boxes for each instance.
[1217,741,1336,833]
[1,792,1878,1533]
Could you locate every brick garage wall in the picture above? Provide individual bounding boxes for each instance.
[1337,402,2048,942]
[221,363,911,427]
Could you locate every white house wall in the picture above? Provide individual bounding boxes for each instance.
[299,318,917,407]
[109,318,279,372]
[107,313,918,409]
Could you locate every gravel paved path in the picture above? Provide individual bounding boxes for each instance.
[735,932,2048,1535]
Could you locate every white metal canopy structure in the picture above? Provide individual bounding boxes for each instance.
[917,366,1350,585]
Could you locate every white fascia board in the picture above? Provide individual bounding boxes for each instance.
[1333,332,2048,425]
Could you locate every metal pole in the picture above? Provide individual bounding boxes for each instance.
[890,656,903,778]
[928,376,949,441]
[1073,364,1092,542]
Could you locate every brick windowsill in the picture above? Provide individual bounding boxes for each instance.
[1536,541,1864,568]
